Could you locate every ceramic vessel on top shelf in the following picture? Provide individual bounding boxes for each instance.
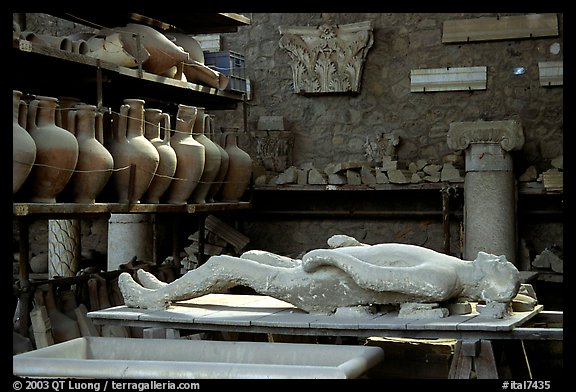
[107,99,159,204]
[164,104,205,205]
[13,90,36,194]
[142,108,177,203]
[189,108,221,204]
[217,128,252,202]
[65,104,114,203]
[108,23,189,76]
[23,95,79,203]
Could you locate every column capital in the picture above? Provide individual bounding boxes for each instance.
[447,120,524,152]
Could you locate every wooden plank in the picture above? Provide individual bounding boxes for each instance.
[539,61,563,87]
[475,340,499,379]
[410,66,487,92]
[204,214,250,251]
[251,308,318,328]
[405,312,479,331]
[442,13,558,43]
[448,341,473,379]
[12,201,251,216]
[457,305,543,331]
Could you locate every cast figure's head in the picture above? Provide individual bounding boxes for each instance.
[471,251,520,303]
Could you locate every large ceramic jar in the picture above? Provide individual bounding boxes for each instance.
[205,115,229,202]
[189,108,221,204]
[217,128,252,202]
[13,90,36,194]
[165,104,205,205]
[142,108,177,203]
[107,99,159,204]
[66,104,114,203]
[24,95,79,203]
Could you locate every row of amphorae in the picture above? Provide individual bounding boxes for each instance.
[13,90,253,204]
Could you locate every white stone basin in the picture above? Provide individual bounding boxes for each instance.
[13,337,384,379]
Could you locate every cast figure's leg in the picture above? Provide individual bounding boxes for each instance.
[118,254,303,310]
[137,269,168,289]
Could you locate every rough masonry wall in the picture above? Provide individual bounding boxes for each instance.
[212,13,563,172]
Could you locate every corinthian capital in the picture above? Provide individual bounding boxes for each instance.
[447,120,524,151]
[278,21,374,94]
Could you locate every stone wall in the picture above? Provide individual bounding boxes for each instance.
[211,13,563,173]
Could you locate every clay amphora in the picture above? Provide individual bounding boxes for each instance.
[56,96,82,131]
[13,90,36,194]
[217,128,252,202]
[189,108,221,204]
[164,104,205,205]
[107,99,160,204]
[142,108,177,203]
[66,104,114,203]
[112,23,189,76]
[24,96,79,203]
[206,115,229,202]
[42,285,81,344]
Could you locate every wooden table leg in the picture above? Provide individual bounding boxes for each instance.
[448,339,499,379]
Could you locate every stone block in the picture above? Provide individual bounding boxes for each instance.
[375,170,390,184]
[440,163,464,182]
[361,166,376,185]
[410,172,423,183]
[518,165,538,182]
[328,173,347,185]
[308,168,327,185]
[275,166,299,184]
[298,169,309,185]
[423,164,442,175]
[387,169,410,184]
[346,170,362,185]
[381,160,398,171]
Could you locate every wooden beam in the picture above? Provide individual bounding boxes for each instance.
[443,13,558,43]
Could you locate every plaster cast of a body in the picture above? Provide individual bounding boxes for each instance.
[118,235,520,318]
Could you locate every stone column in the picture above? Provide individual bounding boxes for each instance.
[48,219,80,279]
[447,120,524,265]
[107,214,154,271]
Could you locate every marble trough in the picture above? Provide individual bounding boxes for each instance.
[13,337,384,379]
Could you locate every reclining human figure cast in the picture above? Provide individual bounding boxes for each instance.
[118,234,521,318]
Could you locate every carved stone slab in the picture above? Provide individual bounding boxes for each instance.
[278,21,374,94]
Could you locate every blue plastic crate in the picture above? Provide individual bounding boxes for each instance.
[204,50,245,78]
[226,75,247,93]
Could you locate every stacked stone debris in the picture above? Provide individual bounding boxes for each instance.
[256,155,465,187]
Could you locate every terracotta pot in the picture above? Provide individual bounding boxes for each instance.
[66,104,114,203]
[113,23,189,75]
[85,32,144,68]
[189,108,221,204]
[56,96,82,131]
[107,99,159,204]
[142,108,177,203]
[164,104,205,205]
[24,96,79,203]
[217,128,252,202]
[13,90,36,194]
[42,286,81,344]
[163,31,204,64]
[206,115,229,202]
